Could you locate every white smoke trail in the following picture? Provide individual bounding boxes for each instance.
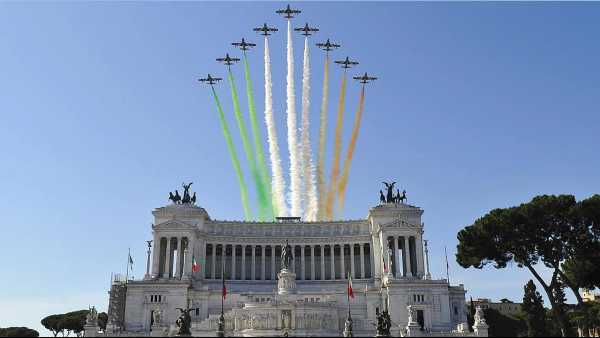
[264,37,288,217]
[286,20,302,217]
[300,37,318,221]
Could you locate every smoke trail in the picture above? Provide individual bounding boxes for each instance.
[316,54,330,221]
[264,37,288,217]
[210,86,252,220]
[325,71,348,220]
[337,85,366,212]
[286,20,302,217]
[243,53,274,220]
[228,68,270,221]
[300,37,318,221]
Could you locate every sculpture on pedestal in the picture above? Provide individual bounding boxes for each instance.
[474,306,487,326]
[175,308,193,336]
[281,240,293,270]
[86,306,98,325]
[168,183,197,205]
[382,182,396,203]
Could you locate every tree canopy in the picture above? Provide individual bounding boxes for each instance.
[456,194,600,336]
[41,309,90,337]
[0,327,39,337]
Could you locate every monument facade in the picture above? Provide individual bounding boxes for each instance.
[95,185,486,337]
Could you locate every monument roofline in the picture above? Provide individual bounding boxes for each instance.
[153,204,211,220]
[208,218,367,226]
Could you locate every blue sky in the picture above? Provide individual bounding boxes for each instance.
[1,1,599,334]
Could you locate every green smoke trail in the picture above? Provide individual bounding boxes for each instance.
[243,55,275,220]
[228,68,270,221]
[210,86,252,220]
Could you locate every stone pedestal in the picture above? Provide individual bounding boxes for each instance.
[405,322,422,337]
[83,324,99,337]
[277,269,297,295]
[151,325,168,337]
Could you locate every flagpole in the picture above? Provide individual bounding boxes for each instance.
[347,272,350,316]
[126,248,130,285]
[444,246,450,284]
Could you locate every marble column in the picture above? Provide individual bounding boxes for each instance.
[416,233,425,277]
[300,246,305,280]
[241,245,246,280]
[271,246,276,279]
[330,245,335,280]
[370,243,375,278]
[340,244,346,279]
[310,246,315,280]
[359,244,365,279]
[424,240,431,280]
[199,240,205,280]
[211,244,217,279]
[184,237,193,279]
[261,246,266,280]
[251,245,256,280]
[350,244,355,279]
[404,237,412,277]
[163,237,172,279]
[320,246,325,280]
[231,245,236,280]
[151,236,161,277]
[175,237,183,278]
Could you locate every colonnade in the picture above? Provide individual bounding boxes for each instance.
[152,236,192,279]
[387,235,419,278]
[203,243,374,281]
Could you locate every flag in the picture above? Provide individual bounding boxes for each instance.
[347,272,354,299]
[128,253,134,271]
[221,273,227,300]
[192,255,200,273]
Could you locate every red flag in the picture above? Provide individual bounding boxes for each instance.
[348,273,354,299]
[192,255,200,273]
[222,274,227,300]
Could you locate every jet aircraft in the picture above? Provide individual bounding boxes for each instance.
[198,74,222,85]
[232,38,256,51]
[276,4,301,19]
[253,23,278,36]
[353,72,378,84]
[316,39,341,52]
[216,53,240,66]
[335,56,359,69]
[294,23,318,36]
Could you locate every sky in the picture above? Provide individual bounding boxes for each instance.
[1,1,599,335]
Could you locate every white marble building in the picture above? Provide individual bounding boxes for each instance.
[97,197,487,337]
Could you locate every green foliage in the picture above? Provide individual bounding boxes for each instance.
[456,194,600,336]
[0,327,39,337]
[98,312,108,331]
[41,309,91,337]
[483,308,526,337]
[40,314,64,337]
[61,310,88,337]
[522,280,548,337]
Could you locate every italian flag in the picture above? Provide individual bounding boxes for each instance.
[347,272,354,299]
[192,255,200,273]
